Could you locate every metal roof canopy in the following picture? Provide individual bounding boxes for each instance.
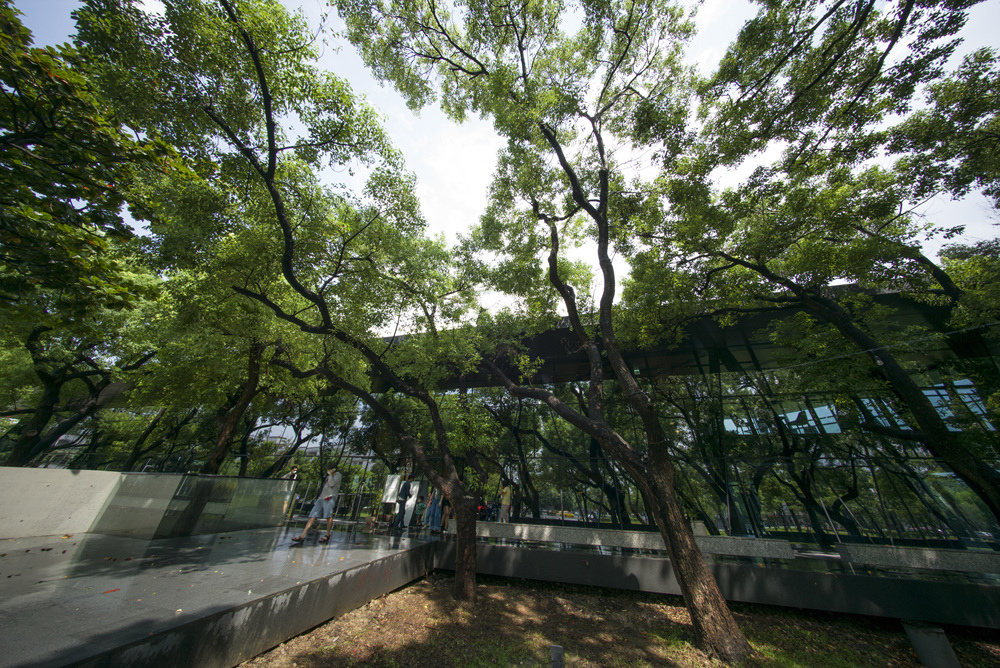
[412,291,997,391]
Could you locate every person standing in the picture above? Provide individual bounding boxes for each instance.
[282,466,299,516]
[412,495,426,532]
[391,474,413,531]
[499,483,512,523]
[440,493,452,533]
[425,489,442,533]
[291,465,342,544]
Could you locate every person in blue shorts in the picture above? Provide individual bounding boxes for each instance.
[291,465,341,543]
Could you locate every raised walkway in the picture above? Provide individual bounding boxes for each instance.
[0,526,435,668]
[4,521,1000,667]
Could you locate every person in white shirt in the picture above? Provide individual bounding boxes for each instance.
[291,465,342,544]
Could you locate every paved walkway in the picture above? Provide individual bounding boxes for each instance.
[0,526,433,667]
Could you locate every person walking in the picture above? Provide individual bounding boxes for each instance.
[291,464,342,544]
[391,474,413,532]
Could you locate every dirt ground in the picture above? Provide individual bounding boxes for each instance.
[241,573,1000,667]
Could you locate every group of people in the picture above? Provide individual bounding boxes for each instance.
[474,483,514,522]
[408,481,515,530]
[390,475,453,533]
[420,487,453,533]
[287,465,517,543]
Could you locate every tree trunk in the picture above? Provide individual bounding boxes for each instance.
[237,425,251,477]
[801,497,835,547]
[605,464,632,527]
[200,342,264,474]
[451,492,478,601]
[724,257,1000,522]
[775,462,833,547]
[123,407,167,471]
[131,408,199,472]
[592,314,757,661]
[28,396,101,464]
[828,496,864,537]
[259,439,306,479]
[674,475,716,535]
[61,428,96,468]
[2,380,61,466]
[518,462,540,519]
[647,446,757,664]
[514,433,541,519]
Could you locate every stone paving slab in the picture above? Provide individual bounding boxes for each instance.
[0,527,431,667]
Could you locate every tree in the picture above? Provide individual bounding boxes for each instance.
[636,164,1000,521]
[0,1,171,321]
[335,0,757,661]
[646,376,764,537]
[626,0,1000,522]
[890,47,1000,207]
[0,290,157,466]
[941,238,1000,419]
[481,393,545,519]
[119,406,200,472]
[0,2,201,470]
[701,0,979,170]
[77,0,489,600]
[483,389,637,525]
[256,394,343,479]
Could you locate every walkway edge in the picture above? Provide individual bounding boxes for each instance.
[67,542,436,668]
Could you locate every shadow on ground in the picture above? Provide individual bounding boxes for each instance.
[242,574,1000,668]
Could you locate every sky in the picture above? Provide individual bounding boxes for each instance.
[16,0,508,250]
[14,0,1000,273]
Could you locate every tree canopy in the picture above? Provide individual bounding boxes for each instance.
[2,0,998,656]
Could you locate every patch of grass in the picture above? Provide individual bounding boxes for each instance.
[646,625,692,647]
[743,613,909,668]
[751,641,883,668]
[243,574,998,668]
[463,639,533,667]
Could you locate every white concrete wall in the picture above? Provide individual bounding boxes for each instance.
[0,467,121,539]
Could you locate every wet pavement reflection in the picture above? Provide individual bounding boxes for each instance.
[0,525,435,667]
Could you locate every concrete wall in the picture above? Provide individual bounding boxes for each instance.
[0,469,295,541]
[838,543,1000,573]
[476,521,795,558]
[435,542,1000,629]
[0,467,121,539]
